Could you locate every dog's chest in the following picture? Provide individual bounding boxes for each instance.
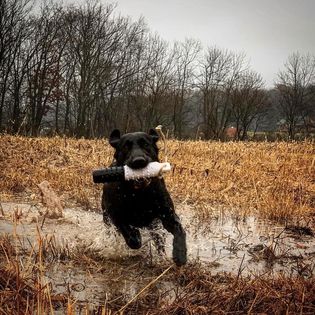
[125,189,158,208]
[118,187,163,226]
[104,179,172,227]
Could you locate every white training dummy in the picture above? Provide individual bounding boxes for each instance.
[92,162,171,183]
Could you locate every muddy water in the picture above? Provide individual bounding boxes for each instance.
[1,201,315,309]
[183,212,315,275]
[1,201,315,274]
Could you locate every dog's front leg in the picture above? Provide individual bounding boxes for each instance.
[161,213,187,266]
[117,223,142,250]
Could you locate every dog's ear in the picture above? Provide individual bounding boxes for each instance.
[109,129,121,148]
[149,129,159,143]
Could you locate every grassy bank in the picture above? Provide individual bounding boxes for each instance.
[0,135,314,220]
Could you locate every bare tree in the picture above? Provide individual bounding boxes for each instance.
[23,4,66,136]
[61,2,117,137]
[276,52,315,139]
[61,1,150,137]
[100,16,148,135]
[133,35,175,131]
[230,70,267,140]
[0,0,33,131]
[198,47,247,139]
[172,38,201,138]
[0,0,274,140]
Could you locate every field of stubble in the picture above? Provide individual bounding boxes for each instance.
[0,135,314,314]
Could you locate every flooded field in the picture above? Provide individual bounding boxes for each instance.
[1,201,314,313]
[1,136,314,313]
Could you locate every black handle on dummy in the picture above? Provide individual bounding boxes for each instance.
[92,166,125,183]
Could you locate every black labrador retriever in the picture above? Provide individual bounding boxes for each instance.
[102,129,187,266]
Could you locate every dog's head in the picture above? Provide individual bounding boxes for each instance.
[109,129,159,169]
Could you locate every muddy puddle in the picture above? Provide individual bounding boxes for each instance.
[1,201,315,310]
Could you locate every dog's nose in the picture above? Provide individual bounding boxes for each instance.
[130,157,147,169]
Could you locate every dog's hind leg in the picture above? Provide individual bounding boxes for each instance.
[148,220,166,255]
[118,224,142,250]
[102,210,111,226]
[161,214,187,266]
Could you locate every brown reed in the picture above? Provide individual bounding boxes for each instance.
[0,135,314,220]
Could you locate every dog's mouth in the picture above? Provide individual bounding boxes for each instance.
[127,156,150,170]
[125,158,152,189]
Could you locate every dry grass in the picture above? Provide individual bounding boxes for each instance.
[0,134,315,313]
[123,265,315,315]
[1,231,315,315]
[167,140,315,220]
[0,231,67,314]
[1,135,314,220]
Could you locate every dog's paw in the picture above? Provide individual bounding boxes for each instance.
[173,247,187,266]
[125,229,142,249]
[127,239,142,249]
[172,232,187,266]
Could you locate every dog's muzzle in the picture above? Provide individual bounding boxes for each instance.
[129,157,148,169]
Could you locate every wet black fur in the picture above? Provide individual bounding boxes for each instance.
[101,129,187,266]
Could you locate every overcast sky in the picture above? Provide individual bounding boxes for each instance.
[68,0,315,87]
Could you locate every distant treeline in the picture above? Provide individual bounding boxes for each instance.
[1,0,315,140]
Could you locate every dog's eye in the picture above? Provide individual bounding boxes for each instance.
[122,145,129,153]
[139,139,150,148]
[122,140,132,152]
